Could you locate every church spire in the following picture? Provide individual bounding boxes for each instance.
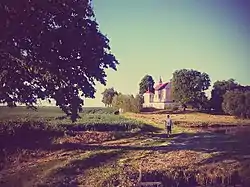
[159,76,162,84]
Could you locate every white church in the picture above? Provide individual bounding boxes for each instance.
[143,77,176,109]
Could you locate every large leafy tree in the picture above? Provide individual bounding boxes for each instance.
[0,0,118,121]
[139,75,155,95]
[101,87,118,107]
[172,69,210,109]
[222,90,250,119]
[210,79,239,112]
[134,94,144,112]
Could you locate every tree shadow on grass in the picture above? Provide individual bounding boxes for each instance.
[148,130,250,186]
[52,130,250,162]
[144,132,182,139]
[40,150,124,186]
[2,126,250,186]
[0,126,64,170]
[1,120,160,154]
[30,128,250,186]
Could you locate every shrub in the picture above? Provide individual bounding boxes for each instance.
[58,114,160,132]
[165,104,179,111]
[81,107,116,114]
[112,94,143,113]
[0,119,65,155]
[222,90,250,119]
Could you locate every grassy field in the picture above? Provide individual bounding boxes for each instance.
[1,106,250,187]
[126,111,250,127]
[0,106,116,120]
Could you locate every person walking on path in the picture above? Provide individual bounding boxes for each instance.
[165,115,173,137]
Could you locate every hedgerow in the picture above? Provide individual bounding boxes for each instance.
[0,114,159,150]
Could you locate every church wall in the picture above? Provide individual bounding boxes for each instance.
[162,88,167,102]
[143,93,154,104]
[143,95,149,104]
[150,94,154,102]
[143,102,178,109]
[154,90,159,102]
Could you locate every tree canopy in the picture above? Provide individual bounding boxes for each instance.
[0,0,118,121]
[210,79,239,112]
[112,93,143,113]
[139,75,155,95]
[101,87,118,107]
[222,90,250,119]
[172,69,210,109]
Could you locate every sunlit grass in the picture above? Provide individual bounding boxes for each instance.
[125,112,250,127]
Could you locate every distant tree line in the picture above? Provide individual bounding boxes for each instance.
[172,69,249,119]
[112,93,143,113]
[101,88,143,113]
[101,88,118,107]
[211,79,250,118]
[102,69,249,119]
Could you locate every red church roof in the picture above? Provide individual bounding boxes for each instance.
[154,82,169,91]
[145,90,152,94]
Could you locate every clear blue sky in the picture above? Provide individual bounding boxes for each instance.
[85,0,250,107]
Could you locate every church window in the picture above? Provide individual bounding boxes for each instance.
[158,90,162,101]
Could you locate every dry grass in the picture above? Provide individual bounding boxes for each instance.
[125,112,250,128]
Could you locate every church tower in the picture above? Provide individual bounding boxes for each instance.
[143,86,154,105]
[159,76,162,84]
